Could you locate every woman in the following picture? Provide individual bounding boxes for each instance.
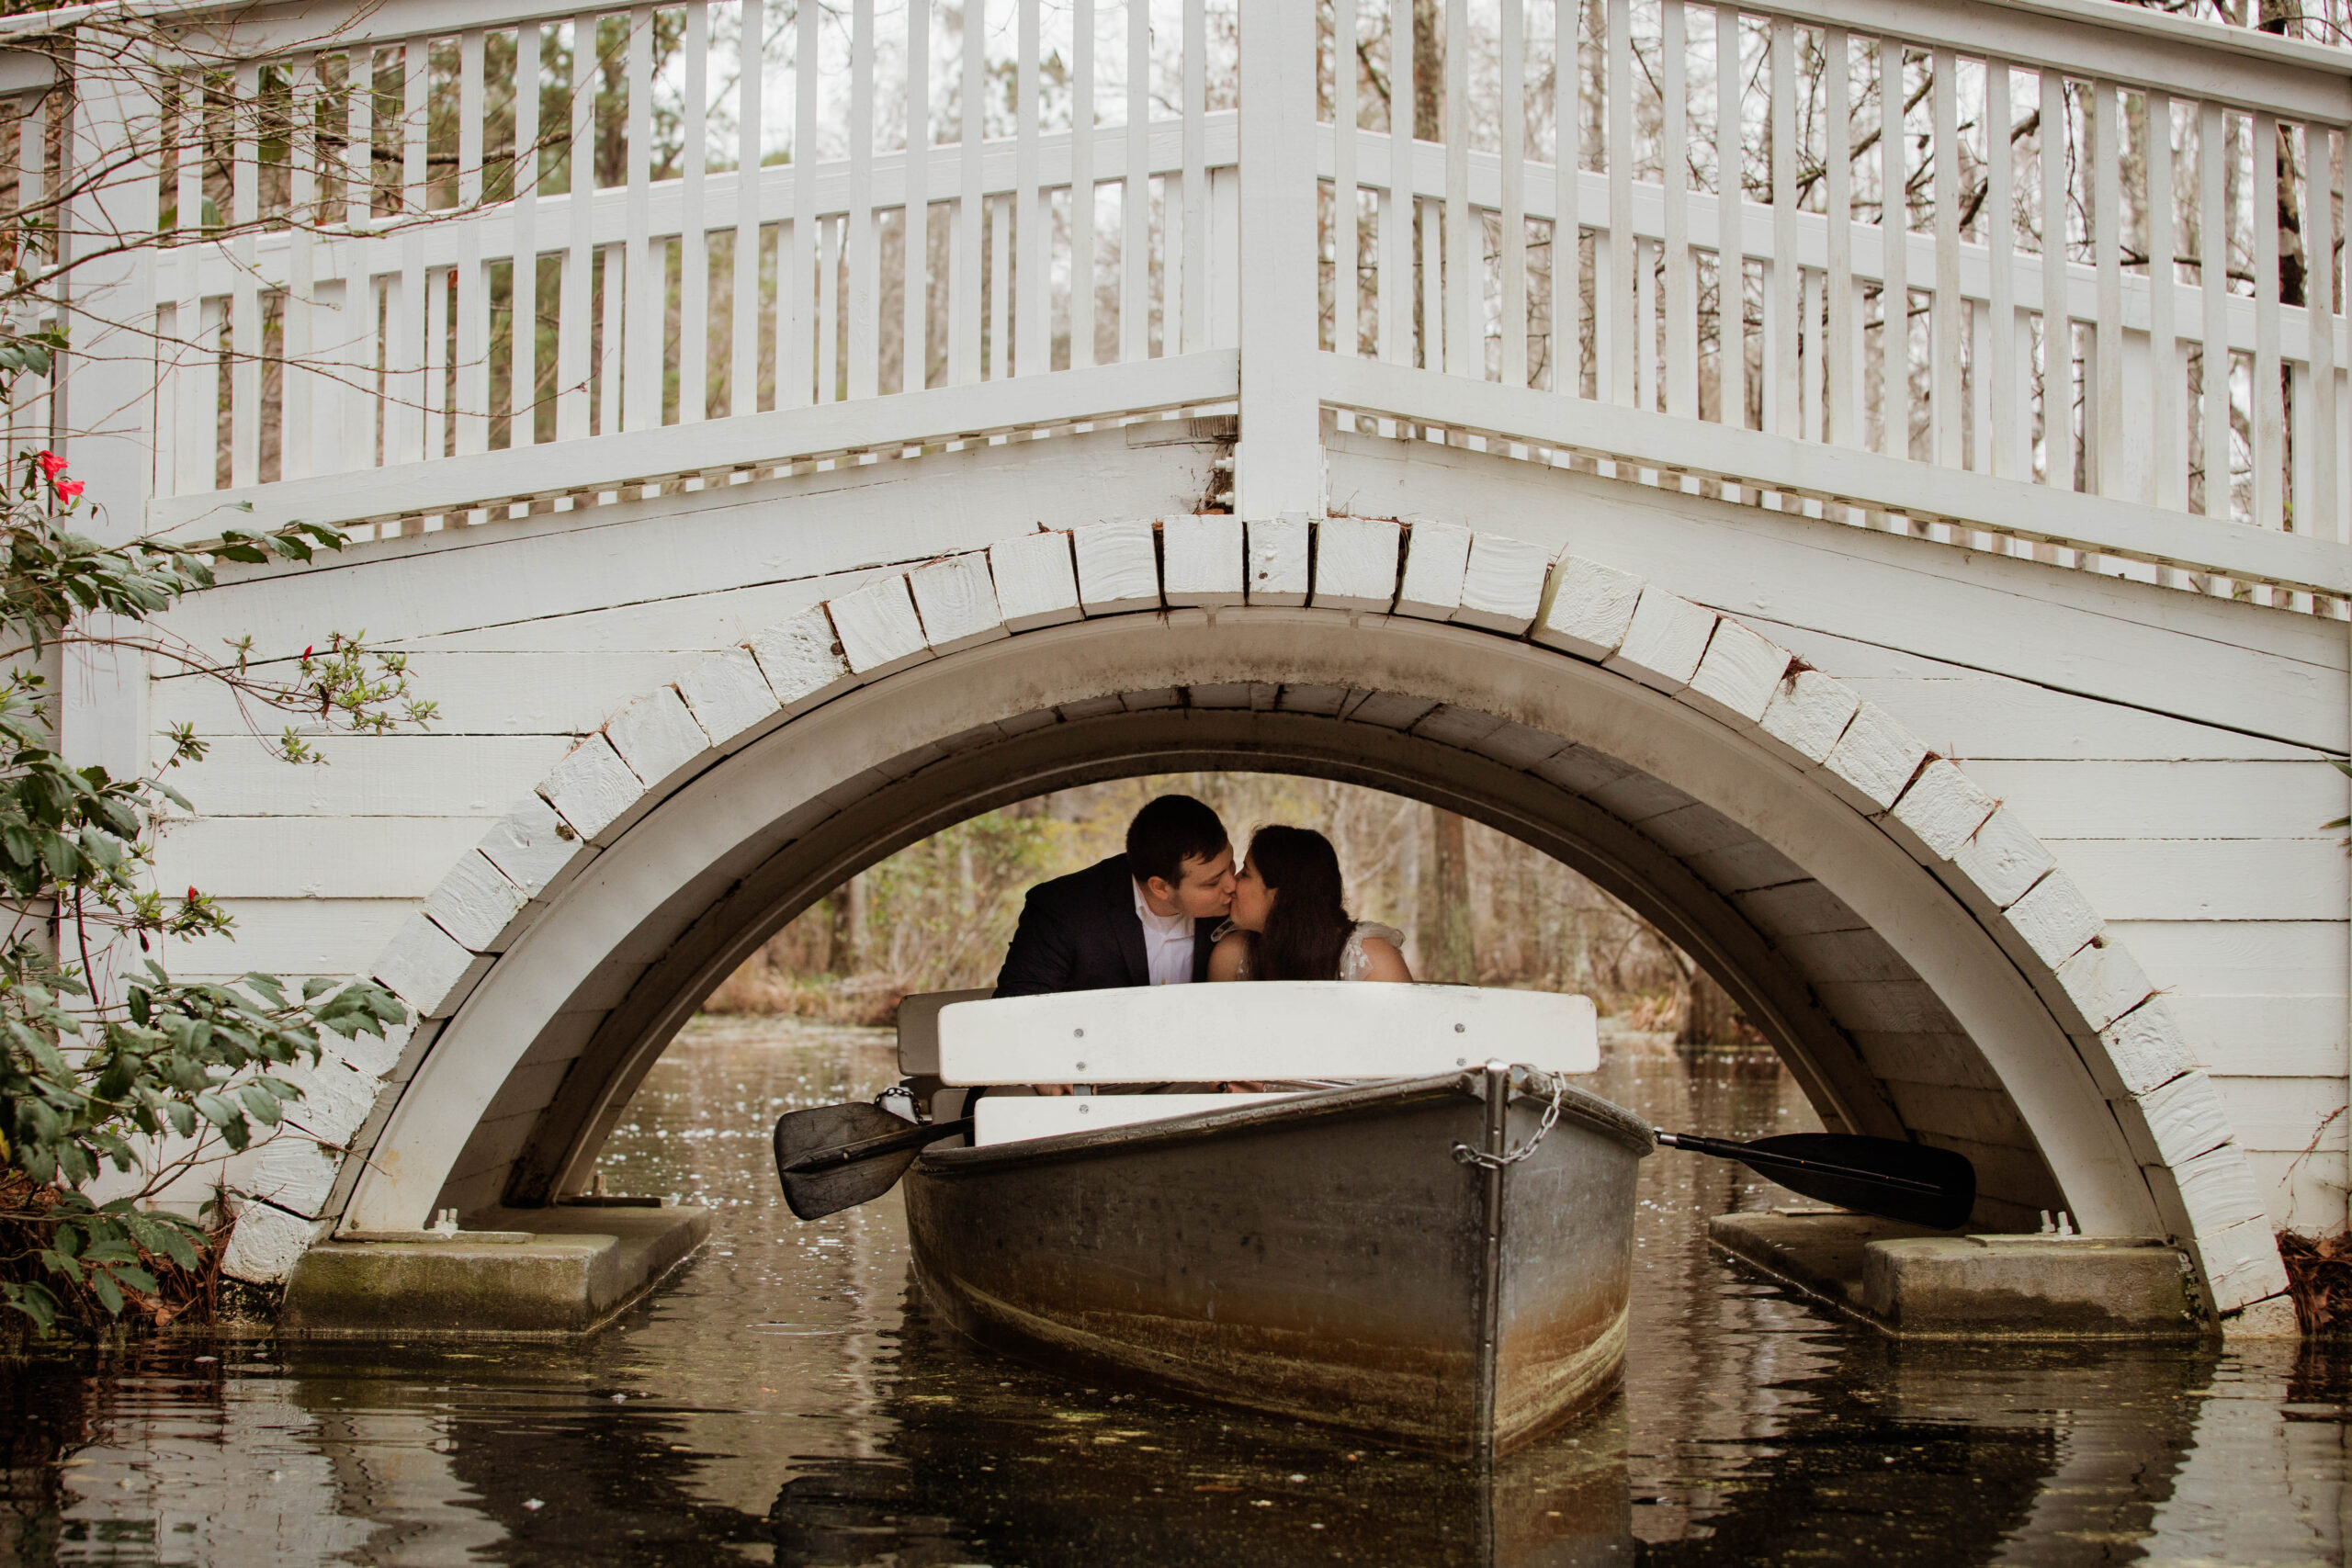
[1206,825,1412,983]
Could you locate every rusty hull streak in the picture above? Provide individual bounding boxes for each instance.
[906,1074,1652,1457]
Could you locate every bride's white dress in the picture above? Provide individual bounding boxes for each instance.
[1218,920,1405,980]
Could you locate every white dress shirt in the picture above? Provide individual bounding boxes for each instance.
[1132,878,1198,986]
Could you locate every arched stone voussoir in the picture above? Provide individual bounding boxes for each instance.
[343,513,2286,1319]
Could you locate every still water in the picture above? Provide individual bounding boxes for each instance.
[4,1014,2346,1566]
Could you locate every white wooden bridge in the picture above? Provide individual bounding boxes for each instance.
[18,0,2352,1325]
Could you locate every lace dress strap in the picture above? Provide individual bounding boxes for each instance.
[1340,921,1407,981]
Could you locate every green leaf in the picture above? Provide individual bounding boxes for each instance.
[3,1280,59,1334]
[89,1269,124,1316]
[105,1262,159,1297]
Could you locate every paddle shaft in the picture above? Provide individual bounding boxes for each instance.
[781,1116,973,1175]
[1655,1131,1942,1197]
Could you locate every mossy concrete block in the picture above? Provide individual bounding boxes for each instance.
[1708,1211,1940,1314]
[1862,1236,2202,1337]
[281,1203,708,1337]
[1711,1212,2205,1338]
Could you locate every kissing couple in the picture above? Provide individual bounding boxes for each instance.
[993,794,1412,998]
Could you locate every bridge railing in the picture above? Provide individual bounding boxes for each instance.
[129,0,1245,536]
[1309,0,2352,604]
[21,0,2352,606]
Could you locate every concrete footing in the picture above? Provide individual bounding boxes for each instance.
[1710,1211,2204,1337]
[281,1202,710,1338]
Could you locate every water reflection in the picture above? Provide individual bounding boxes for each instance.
[0,1016,2343,1567]
[768,1299,1633,1568]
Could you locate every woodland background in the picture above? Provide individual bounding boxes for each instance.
[703,776,1758,1043]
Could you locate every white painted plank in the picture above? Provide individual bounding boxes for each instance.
[164,736,571,816]
[1395,517,1473,620]
[827,574,933,674]
[1073,519,1161,614]
[1941,805,2056,913]
[1247,514,1311,606]
[374,912,495,1019]
[538,734,650,842]
[939,983,1600,1083]
[2045,839,2346,922]
[2114,919,2349,997]
[478,790,595,902]
[1884,757,1997,863]
[152,817,494,899]
[989,530,1084,630]
[676,648,786,747]
[1754,668,1860,769]
[2053,938,2158,1034]
[1453,533,1552,634]
[2003,868,2105,969]
[1604,588,1718,691]
[1681,617,1792,728]
[910,553,1009,650]
[978,1091,1312,1144]
[2165,994,2343,1077]
[1312,515,1401,612]
[1958,760,2349,840]
[605,684,717,790]
[1532,556,1642,660]
[1817,702,1929,814]
[1162,513,1247,607]
[423,851,532,952]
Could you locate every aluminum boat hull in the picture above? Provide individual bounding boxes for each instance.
[904,1071,1652,1457]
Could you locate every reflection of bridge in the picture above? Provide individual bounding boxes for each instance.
[28,0,2351,1317]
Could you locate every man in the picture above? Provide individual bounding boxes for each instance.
[994,794,1236,996]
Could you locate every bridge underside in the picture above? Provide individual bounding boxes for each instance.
[463,687,2070,1233]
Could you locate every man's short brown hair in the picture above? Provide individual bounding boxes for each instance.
[1125,795,1228,888]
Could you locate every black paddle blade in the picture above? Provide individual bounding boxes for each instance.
[1739,1134,1976,1230]
[774,1102,926,1221]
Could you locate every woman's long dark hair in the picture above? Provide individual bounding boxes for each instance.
[1246,826,1354,981]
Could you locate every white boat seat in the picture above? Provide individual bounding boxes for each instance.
[974,1092,1306,1145]
[898,987,994,1075]
[935,981,1598,1087]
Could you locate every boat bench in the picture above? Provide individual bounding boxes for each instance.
[899,984,1599,1147]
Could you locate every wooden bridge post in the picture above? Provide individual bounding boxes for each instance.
[54,34,158,789]
[1235,0,1323,519]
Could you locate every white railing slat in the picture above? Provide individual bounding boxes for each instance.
[1070,0,1095,371]
[681,1,710,423]
[1661,0,1691,417]
[512,20,543,452]
[906,0,931,390]
[1013,0,1043,377]
[848,0,878,400]
[2039,65,2069,494]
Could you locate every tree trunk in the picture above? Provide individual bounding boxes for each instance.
[1417,806,1476,983]
[1679,966,1744,1046]
[1413,0,1445,142]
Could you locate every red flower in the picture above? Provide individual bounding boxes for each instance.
[300,645,313,661]
[54,479,82,502]
[35,451,64,479]
[185,886,198,901]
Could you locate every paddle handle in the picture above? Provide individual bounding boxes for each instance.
[781,1116,974,1175]
[1654,1130,1942,1198]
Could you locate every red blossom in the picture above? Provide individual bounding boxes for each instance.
[300,645,313,661]
[54,479,83,502]
[34,450,64,479]
[185,886,198,901]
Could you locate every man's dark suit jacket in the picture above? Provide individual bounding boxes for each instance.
[993,854,1215,996]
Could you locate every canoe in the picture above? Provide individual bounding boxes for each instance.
[901,1062,1654,1459]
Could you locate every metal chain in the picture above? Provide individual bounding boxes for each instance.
[1452,1067,1566,1169]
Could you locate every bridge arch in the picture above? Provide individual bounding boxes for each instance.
[327,519,2287,1317]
